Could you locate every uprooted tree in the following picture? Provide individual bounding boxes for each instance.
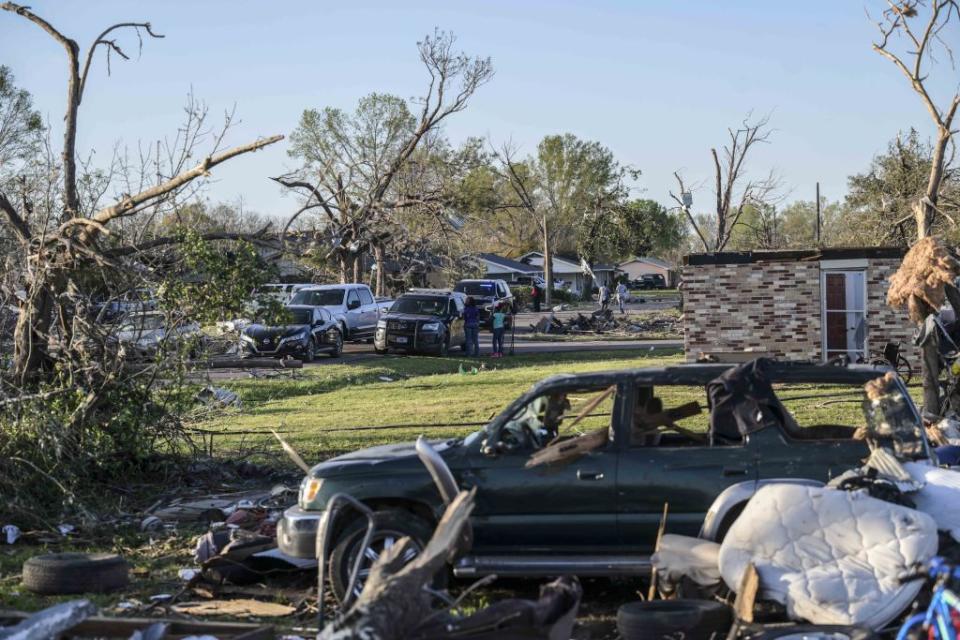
[670,114,780,252]
[278,30,493,293]
[0,3,281,520]
[0,3,281,382]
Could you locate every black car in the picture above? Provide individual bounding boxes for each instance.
[374,290,466,355]
[631,274,667,290]
[454,279,515,325]
[240,305,343,361]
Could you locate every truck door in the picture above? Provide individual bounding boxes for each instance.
[345,289,363,336]
[357,287,377,335]
[464,383,622,552]
[615,383,758,552]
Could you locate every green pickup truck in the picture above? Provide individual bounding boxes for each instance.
[278,359,928,600]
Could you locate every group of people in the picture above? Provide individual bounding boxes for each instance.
[462,297,509,358]
[598,281,629,313]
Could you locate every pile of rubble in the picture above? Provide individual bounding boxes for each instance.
[531,308,679,335]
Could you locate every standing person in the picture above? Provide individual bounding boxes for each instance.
[616,280,628,314]
[463,296,481,357]
[531,281,541,313]
[599,284,610,311]
[491,301,507,358]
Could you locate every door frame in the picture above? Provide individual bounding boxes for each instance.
[819,267,868,362]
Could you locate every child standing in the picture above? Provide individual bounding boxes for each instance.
[491,302,507,358]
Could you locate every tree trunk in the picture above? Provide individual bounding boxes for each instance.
[542,214,553,307]
[352,254,361,284]
[372,243,385,297]
[13,282,55,385]
[338,253,348,284]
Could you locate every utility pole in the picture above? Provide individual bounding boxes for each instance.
[815,182,821,246]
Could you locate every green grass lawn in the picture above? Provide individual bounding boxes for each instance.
[190,347,893,464]
[191,349,684,462]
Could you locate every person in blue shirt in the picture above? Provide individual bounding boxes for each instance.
[490,302,507,358]
[463,296,480,357]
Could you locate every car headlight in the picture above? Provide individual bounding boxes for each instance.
[376,319,387,329]
[280,330,309,345]
[421,322,442,332]
[301,477,323,504]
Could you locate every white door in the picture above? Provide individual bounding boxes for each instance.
[821,270,867,361]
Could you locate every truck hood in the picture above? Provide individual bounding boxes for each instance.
[383,313,442,322]
[311,440,452,476]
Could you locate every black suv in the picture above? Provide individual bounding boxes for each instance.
[454,279,515,326]
[631,274,667,290]
[374,289,466,356]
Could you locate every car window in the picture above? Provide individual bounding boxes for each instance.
[347,290,360,307]
[283,308,312,325]
[358,288,374,305]
[291,289,344,306]
[628,381,871,449]
[455,281,497,297]
[448,300,459,316]
[392,296,446,315]
[120,315,166,332]
[500,385,618,451]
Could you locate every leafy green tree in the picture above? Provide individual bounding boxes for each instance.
[495,133,631,301]
[578,198,682,263]
[842,129,958,246]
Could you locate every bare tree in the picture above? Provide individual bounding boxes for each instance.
[872,0,960,239]
[0,3,281,381]
[278,30,493,289]
[670,114,779,252]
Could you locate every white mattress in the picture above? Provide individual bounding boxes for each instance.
[904,461,960,541]
[718,484,937,629]
[651,534,722,587]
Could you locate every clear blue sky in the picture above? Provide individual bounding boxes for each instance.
[1,1,953,218]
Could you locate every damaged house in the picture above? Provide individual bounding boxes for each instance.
[683,248,917,363]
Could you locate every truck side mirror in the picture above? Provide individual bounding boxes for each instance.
[348,299,361,310]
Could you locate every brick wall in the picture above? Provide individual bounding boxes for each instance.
[683,257,917,362]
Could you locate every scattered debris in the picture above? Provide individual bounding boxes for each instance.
[0,599,97,640]
[195,385,241,408]
[2,524,20,544]
[530,309,679,336]
[173,598,296,618]
[887,236,960,321]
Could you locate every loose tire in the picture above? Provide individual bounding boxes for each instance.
[329,510,435,604]
[23,552,129,595]
[617,599,732,640]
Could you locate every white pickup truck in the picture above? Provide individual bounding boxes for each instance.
[289,284,392,341]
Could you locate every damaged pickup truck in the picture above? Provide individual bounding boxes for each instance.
[278,359,929,600]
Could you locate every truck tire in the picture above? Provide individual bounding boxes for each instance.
[329,510,436,604]
[617,599,731,640]
[23,552,129,595]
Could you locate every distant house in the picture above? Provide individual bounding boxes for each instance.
[518,252,619,296]
[618,256,677,287]
[473,253,543,283]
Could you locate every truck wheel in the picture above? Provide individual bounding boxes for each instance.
[329,510,436,604]
[328,329,343,358]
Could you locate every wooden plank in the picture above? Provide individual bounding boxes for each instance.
[733,563,760,623]
[647,502,670,600]
[0,611,276,638]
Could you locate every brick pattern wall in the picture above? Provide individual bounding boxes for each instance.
[866,258,919,364]
[683,257,917,363]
